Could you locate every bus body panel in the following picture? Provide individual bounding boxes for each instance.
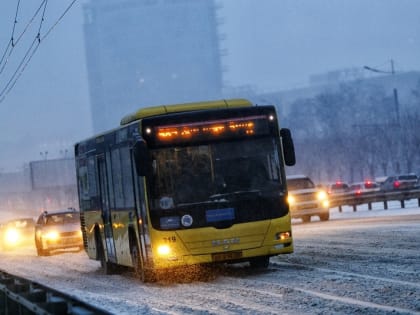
[148,214,293,269]
[110,210,136,267]
[120,98,252,125]
[83,209,138,267]
[82,210,102,259]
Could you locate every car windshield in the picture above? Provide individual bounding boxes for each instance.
[287,178,315,190]
[331,183,348,190]
[45,213,79,225]
[398,175,418,181]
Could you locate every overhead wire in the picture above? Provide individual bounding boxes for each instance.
[0,0,47,74]
[0,38,40,103]
[41,0,77,41]
[0,0,77,104]
[0,0,21,73]
[0,0,48,103]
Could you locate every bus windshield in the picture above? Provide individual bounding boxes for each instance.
[149,136,284,211]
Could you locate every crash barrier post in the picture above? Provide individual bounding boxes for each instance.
[0,269,111,315]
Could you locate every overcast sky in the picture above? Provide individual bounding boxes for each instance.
[0,0,420,170]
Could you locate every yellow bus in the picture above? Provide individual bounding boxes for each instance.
[74,98,296,281]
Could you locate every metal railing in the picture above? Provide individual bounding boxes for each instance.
[0,270,111,315]
[328,188,420,212]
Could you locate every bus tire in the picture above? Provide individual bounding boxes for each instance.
[95,230,114,275]
[130,245,148,281]
[130,242,154,282]
[249,256,270,269]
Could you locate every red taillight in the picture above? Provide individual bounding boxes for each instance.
[393,180,400,188]
[355,189,362,195]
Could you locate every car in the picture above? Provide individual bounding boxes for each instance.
[349,180,380,196]
[327,181,350,195]
[286,175,330,223]
[0,217,35,250]
[380,174,419,192]
[34,208,83,256]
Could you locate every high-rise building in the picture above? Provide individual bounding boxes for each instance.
[83,0,224,133]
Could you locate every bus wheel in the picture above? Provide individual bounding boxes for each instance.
[130,242,155,282]
[249,256,270,269]
[96,232,113,275]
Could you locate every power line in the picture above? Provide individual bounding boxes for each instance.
[0,0,20,71]
[0,0,77,104]
[0,0,48,75]
[0,0,48,101]
[41,0,77,41]
[0,38,40,104]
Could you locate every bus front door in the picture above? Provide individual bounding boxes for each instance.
[132,159,150,269]
[97,156,117,263]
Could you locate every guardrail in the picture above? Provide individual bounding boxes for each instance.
[0,269,111,315]
[329,189,420,212]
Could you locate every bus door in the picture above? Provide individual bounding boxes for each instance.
[132,157,150,267]
[97,155,117,263]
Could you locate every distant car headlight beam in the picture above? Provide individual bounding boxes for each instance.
[5,228,20,244]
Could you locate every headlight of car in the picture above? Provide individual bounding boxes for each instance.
[44,231,59,241]
[287,195,295,205]
[5,228,20,244]
[317,190,327,200]
[317,191,330,208]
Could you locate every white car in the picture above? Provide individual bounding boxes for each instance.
[34,208,83,256]
[380,174,419,192]
[349,180,380,195]
[286,175,330,223]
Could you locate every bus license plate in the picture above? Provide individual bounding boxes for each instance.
[212,251,242,262]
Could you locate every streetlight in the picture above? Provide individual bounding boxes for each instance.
[363,59,400,126]
[40,151,48,160]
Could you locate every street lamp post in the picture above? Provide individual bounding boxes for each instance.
[363,59,403,175]
[363,59,400,126]
[40,151,48,160]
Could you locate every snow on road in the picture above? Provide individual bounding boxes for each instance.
[1,200,419,314]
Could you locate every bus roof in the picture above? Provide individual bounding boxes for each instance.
[120,98,252,126]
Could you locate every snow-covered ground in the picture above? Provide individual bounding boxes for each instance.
[1,200,419,314]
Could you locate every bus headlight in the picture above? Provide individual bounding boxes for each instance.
[5,229,20,245]
[157,244,171,256]
[322,200,330,208]
[276,231,291,240]
[287,195,295,205]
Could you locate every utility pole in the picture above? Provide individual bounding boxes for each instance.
[363,59,400,126]
[363,60,402,175]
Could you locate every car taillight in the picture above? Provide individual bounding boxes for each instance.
[355,189,362,195]
[393,180,400,188]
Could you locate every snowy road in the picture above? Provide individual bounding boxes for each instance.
[1,202,420,314]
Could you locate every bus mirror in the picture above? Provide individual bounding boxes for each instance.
[133,140,152,176]
[280,128,296,166]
